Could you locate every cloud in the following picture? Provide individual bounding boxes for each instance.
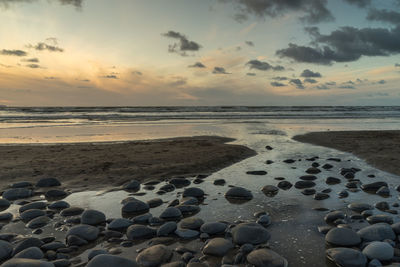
[26,64,40,68]
[343,0,371,7]
[101,75,118,79]
[304,78,318,84]
[367,9,400,25]
[246,72,256,76]
[325,81,336,86]
[22,57,39,62]
[246,59,284,71]
[44,76,58,80]
[245,41,254,46]
[132,71,142,75]
[339,85,356,89]
[396,63,400,67]
[272,76,288,81]
[0,49,27,56]
[277,26,400,64]
[377,79,386,84]
[220,0,334,24]
[28,42,64,52]
[316,84,329,90]
[0,0,83,8]
[162,31,201,56]
[270,81,286,87]
[188,62,206,68]
[168,77,187,87]
[290,79,304,89]
[212,67,230,74]
[300,69,321,78]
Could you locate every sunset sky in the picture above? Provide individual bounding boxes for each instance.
[0,0,399,106]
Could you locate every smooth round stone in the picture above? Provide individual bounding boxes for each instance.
[299,175,317,181]
[361,182,388,192]
[366,215,393,224]
[376,186,390,197]
[66,235,88,246]
[108,218,133,231]
[362,241,394,261]
[338,190,349,198]
[174,229,199,239]
[19,202,47,213]
[11,181,33,188]
[123,180,140,191]
[225,187,253,200]
[147,198,163,208]
[294,181,315,189]
[2,188,32,201]
[157,222,177,237]
[213,179,226,186]
[324,211,345,224]
[326,248,367,267]
[44,190,67,199]
[169,178,191,188]
[357,223,396,241]
[66,225,99,241]
[87,254,138,267]
[277,181,292,190]
[159,184,175,193]
[261,185,279,197]
[122,200,149,214]
[36,178,61,187]
[132,213,152,224]
[318,226,333,234]
[326,177,341,185]
[81,210,106,225]
[48,201,69,210]
[348,203,373,213]
[0,199,10,210]
[14,247,44,259]
[314,193,329,200]
[126,225,156,240]
[13,238,43,255]
[306,167,321,174]
[52,259,70,267]
[232,223,270,245]
[163,262,186,267]
[182,188,204,198]
[1,259,55,267]
[176,205,200,215]
[0,240,13,261]
[246,171,267,175]
[0,212,13,221]
[180,217,204,230]
[391,222,400,234]
[301,188,316,195]
[180,197,198,206]
[202,238,233,257]
[247,249,288,267]
[200,222,227,235]
[41,242,65,251]
[325,228,361,246]
[136,244,172,267]
[160,207,182,220]
[375,201,390,211]
[21,209,46,222]
[88,249,108,261]
[60,207,84,217]
[322,163,333,170]
[27,216,50,229]
[283,159,295,164]
[256,215,271,227]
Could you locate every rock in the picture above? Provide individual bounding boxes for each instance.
[108,218,133,231]
[122,199,149,214]
[200,222,227,235]
[88,249,108,261]
[376,186,390,197]
[175,205,200,216]
[66,235,87,246]
[318,226,333,234]
[361,182,388,192]
[326,248,367,267]
[36,178,61,187]
[324,211,345,224]
[283,159,295,164]
[41,242,65,251]
[180,197,198,205]
[246,171,267,175]
[52,259,70,267]
[147,198,163,208]
[277,181,292,190]
[266,160,274,165]
[326,177,341,185]
[338,190,349,198]
[0,240,13,261]
[213,179,226,186]
[362,241,394,261]
[48,201,70,210]
[157,222,177,237]
[366,215,393,224]
[322,164,333,170]
[174,229,199,239]
[169,178,191,188]
[261,185,279,197]
[232,223,270,245]
[368,259,382,267]
[21,209,46,222]
[27,216,50,229]
[247,249,288,267]
[87,254,138,267]
[126,225,156,240]
[0,213,13,221]
[1,259,55,267]
[325,228,361,246]
[11,181,33,188]
[306,167,321,174]
[136,245,172,267]
[299,175,317,181]
[14,247,44,259]
[159,184,175,193]
[66,225,99,241]
[357,223,396,241]
[60,207,84,217]
[301,188,316,195]
[123,180,140,191]
[132,213,152,224]
[20,202,47,213]
[45,190,67,199]
[160,207,182,220]
[182,188,204,198]
[348,203,373,213]
[180,217,204,230]
[81,210,106,225]
[225,187,253,200]
[202,238,233,257]
[375,201,390,211]
[257,215,271,227]
[162,262,186,267]
[2,188,32,200]
[0,199,10,211]
[314,193,329,200]
[294,181,315,189]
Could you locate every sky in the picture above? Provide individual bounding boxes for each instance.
[0,0,399,106]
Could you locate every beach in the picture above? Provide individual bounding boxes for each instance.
[293,130,400,177]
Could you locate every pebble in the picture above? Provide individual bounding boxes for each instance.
[36,178,61,187]
[81,209,106,225]
[314,193,329,200]
[294,181,315,189]
[121,199,149,214]
[326,177,341,185]
[225,187,253,200]
[246,171,267,175]
[366,215,394,224]
[2,188,32,201]
[123,180,141,191]
[174,229,199,239]
[147,198,163,208]
[169,178,191,188]
[66,224,99,241]
[200,222,227,235]
[362,241,394,261]
[325,228,361,246]
[261,185,279,197]
[48,201,70,210]
[326,248,367,267]
[277,181,292,190]
[1,258,55,267]
[27,216,50,229]
[202,238,233,257]
[0,240,13,261]
[180,217,204,230]
[136,245,172,267]
[247,249,288,267]
[160,207,182,220]
[107,218,133,231]
[126,225,156,240]
[357,223,396,241]
[87,254,138,267]
[60,207,84,217]
[157,222,177,237]
[348,203,373,213]
[232,223,270,245]
[182,188,204,199]
[14,247,44,259]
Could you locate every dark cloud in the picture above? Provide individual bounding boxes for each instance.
[343,0,371,7]
[26,64,40,68]
[300,69,322,77]
[325,81,336,86]
[28,42,64,52]
[272,76,288,81]
[290,79,304,89]
[44,76,58,80]
[77,78,90,82]
[270,81,286,87]
[212,67,230,74]
[304,78,318,84]
[0,49,27,56]
[377,79,386,84]
[339,85,356,89]
[132,71,142,75]
[316,84,329,90]
[245,41,254,46]
[162,31,201,56]
[22,57,39,62]
[101,75,118,79]
[367,9,400,25]
[246,72,256,76]
[0,0,83,8]
[396,63,400,67]
[169,77,187,87]
[246,59,285,71]
[220,0,334,24]
[277,26,400,64]
[188,62,206,68]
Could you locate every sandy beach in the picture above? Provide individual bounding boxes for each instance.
[0,136,256,192]
[293,130,400,177]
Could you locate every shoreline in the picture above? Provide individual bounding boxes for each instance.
[0,136,256,192]
[293,130,400,177]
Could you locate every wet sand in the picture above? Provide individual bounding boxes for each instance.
[293,130,400,177]
[0,136,256,192]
